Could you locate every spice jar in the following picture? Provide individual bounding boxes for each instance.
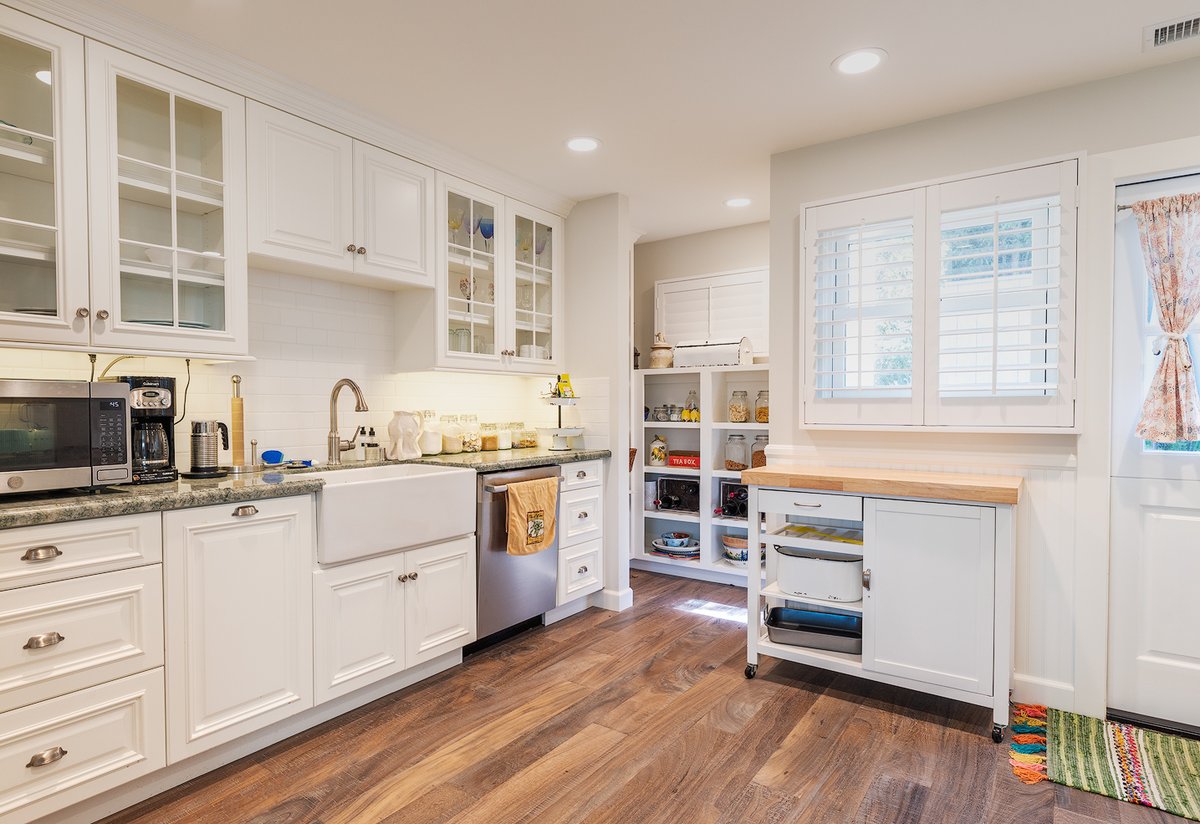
[440,415,463,454]
[649,434,668,466]
[460,414,481,452]
[755,390,769,423]
[418,410,442,455]
[724,433,748,471]
[728,390,749,423]
[480,423,499,451]
[751,434,769,468]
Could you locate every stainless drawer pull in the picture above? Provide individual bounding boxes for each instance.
[23,632,65,650]
[578,565,588,574]
[793,502,823,509]
[862,569,872,590]
[232,505,259,518]
[578,511,588,519]
[20,545,62,563]
[576,470,587,479]
[26,746,67,768]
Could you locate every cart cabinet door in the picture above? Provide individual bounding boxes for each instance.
[862,498,995,694]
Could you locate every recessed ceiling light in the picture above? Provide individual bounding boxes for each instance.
[35,69,52,85]
[832,48,887,75]
[566,137,600,153]
[725,197,752,208]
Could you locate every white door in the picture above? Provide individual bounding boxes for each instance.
[505,200,564,371]
[313,554,405,704]
[247,101,354,271]
[163,496,314,763]
[353,142,434,286]
[863,497,995,694]
[404,536,475,666]
[438,173,505,369]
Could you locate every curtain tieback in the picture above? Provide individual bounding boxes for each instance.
[1154,331,1193,368]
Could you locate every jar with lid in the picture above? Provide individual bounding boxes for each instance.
[512,422,537,449]
[496,423,513,450]
[653,405,670,422]
[440,415,463,454]
[751,434,769,468]
[668,404,681,422]
[418,410,442,455]
[684,389,699,422]
[480,423,499,451]
[754,390,769,423]
[724,433,748,471]
[460,414,481,452]
[728,390,750,423]
[649,434,668,466]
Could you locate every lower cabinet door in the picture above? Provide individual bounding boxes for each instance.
[0,669,165,822]
[163,496,315,763]
[404,536,476,667]
[862,498,995,695]
[313,556,405,704]
[557,539,603,606]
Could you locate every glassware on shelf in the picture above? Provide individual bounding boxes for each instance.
[440,415,463,454]
[448,208,464,246]
[728,390,750,423]
[755,390,770,423]
[478,217,494,251]
[649,434,668,466]
[724,434,748,471]
[752,434,769,468]
[460,414,481,452]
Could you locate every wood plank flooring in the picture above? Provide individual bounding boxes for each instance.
[100,572,1186,824]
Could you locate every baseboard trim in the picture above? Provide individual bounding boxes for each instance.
[594,586,633,611]
[630,558,748,587]
[543,597,592,625]
[1012,673,1076,711]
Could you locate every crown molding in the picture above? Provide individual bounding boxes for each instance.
[6,0,577,217]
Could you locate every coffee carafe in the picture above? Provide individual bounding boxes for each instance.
[107,375,178,484]
[133,422,170,469]
[189,420,229,476]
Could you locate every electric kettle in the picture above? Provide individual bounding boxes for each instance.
[189,420,229,475]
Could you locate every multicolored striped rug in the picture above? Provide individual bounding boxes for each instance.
[1010,704,1200,821]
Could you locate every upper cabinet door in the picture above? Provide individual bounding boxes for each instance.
[439,174,505,367]
[353,142,434,286]
[85,42,247,355]
[506,200,563,371]
[0,7,89,345]
[247,102,354,271]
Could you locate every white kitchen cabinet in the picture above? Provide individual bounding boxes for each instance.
[313,535,475,702]
[557,539,603,606]
[560,486,604,548]
[557,462,605,606]
[395,173,564,374]
[163,496,314,763]
[86,42,248,355]
[0,7,90,346]
[0,512,161,592]
[247,102,434,288]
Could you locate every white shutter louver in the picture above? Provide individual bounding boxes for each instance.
[655,269,769,356]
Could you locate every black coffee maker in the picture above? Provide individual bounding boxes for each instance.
[112,376,178,484]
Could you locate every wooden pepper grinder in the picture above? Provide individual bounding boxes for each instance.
[230,375,245,467]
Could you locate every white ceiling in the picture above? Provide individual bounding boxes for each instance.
[101,0,1200,241]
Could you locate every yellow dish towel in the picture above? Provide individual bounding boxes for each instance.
[506,477,558,555]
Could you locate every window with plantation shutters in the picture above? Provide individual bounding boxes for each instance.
[802,159,1077,430]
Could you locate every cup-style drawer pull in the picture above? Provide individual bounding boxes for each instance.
[26,746,67,768]
[576,470,587,479]
[23,632,66,650]
[862,569,872,590]
[578,565,588,574]
[20,545,63,563]
[232,505,259,518]
[792,501,823,508]
[578,511,588,519]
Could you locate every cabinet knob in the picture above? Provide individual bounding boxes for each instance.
[578,565,588,574]
[346,243,358,253]
[95,309,110,321]
[398,573,409,582]
[75,307,89,319]
[232,505,259,518]
[20,545,62,563]
[23,632,65,650]
[26,746,67,769]
[409,571,418,580]
[356,246,367,255]
[576,470,587,479]
[862,569,872,590]
[578,511,588,519]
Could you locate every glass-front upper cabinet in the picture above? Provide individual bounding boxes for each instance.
[509,201,562,370]
[86,42,247,355]
[0,7,89,344]
[442,177,503,365]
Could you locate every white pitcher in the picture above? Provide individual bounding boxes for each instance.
[386,410,422,460]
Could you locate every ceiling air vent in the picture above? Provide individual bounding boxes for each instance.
[1144,16,1200,50]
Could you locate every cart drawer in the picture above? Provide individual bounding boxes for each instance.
[757,489,863,522]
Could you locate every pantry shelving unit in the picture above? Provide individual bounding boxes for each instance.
[632,363,769,583]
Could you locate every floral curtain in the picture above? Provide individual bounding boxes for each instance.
[1132,194,1200,442]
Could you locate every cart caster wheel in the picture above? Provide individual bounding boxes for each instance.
[744,664,758,679]
[992,724,1005,743]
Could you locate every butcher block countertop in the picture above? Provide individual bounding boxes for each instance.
[740,464,1023,505]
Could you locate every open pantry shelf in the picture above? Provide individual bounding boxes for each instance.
[760,581,864,614]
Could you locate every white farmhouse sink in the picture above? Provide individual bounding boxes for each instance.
[307,463,476,564]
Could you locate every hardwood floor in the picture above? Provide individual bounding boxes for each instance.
[101,572,1185,824]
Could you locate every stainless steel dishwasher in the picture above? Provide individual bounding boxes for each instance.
[476,464,561,641]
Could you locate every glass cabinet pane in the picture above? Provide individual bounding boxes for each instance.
[0,32,58,316]
[446,190,497,356]
[513,216,554,361]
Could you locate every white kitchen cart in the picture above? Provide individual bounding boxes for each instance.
[742,465,1021,742]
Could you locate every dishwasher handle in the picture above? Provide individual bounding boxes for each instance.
[483,477,565,495]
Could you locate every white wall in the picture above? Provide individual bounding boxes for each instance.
[770,55,1200,715]
[0,269,552,467]
[633,221,768,358]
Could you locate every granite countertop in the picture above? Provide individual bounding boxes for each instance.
[403,447,611,473]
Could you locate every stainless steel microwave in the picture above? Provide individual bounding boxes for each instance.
[0,380,131,495]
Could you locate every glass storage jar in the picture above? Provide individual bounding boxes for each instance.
[653,405,670,422]
[497,424,513,450]
[684,389,699,423]
[755,390,769,423]
[751,434,769,468]
[440,415,463,454]
[480,423,499,451]
[513,423,538,449]
[460,414,481,452]
[728,390,749,423]
[418,410,442,455]
[724,433,748,471]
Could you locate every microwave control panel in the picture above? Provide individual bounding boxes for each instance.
[91,397,129,467]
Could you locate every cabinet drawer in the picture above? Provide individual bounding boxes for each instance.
[757,489,863,522]
[557,540,603,606]
[0,566,163,713]
[560,487,603,548]
[0,513,162,592]
[562,461,603,491]
[0,669,165,822]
